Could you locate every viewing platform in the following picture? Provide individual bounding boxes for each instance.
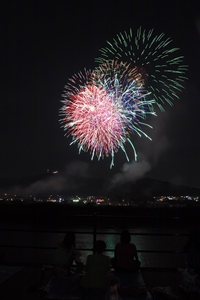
[0,265,199,300]
[0,209,200,299]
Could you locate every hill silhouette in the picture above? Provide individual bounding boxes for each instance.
[0,173,199,197]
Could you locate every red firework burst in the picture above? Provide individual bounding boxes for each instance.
[61,84,127,159]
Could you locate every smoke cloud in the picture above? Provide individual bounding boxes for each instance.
[5,160,90,197]
[110,109,171,188]
[110,159,151,188]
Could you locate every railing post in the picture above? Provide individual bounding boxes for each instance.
[93,213,97,254]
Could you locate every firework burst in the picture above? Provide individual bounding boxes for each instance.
[60,83,129,167]
[92,60,156,136]
[95,27,188,111]
[95,72,156,135]
[60,69,155,167]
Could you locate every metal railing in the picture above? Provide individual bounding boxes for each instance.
[0,213,189,261]
[0,213,188,248]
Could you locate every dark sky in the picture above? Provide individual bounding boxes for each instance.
[1,0,200,190]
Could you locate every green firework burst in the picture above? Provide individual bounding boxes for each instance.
[95,27,188,111]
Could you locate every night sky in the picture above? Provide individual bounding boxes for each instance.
[1,1,200,190]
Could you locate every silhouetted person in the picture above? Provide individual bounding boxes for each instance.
[112,229,140,273]
[111,230,147,297]
[81,240,111,300]
[184,225,200,275]
[55,231,84,277]
[44,232,84,298]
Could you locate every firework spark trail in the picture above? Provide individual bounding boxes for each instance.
[91,60,148,110]
[95,27,188,111]
[92,63,156,136]
[63,68,92,95]
[100,77,155,129]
